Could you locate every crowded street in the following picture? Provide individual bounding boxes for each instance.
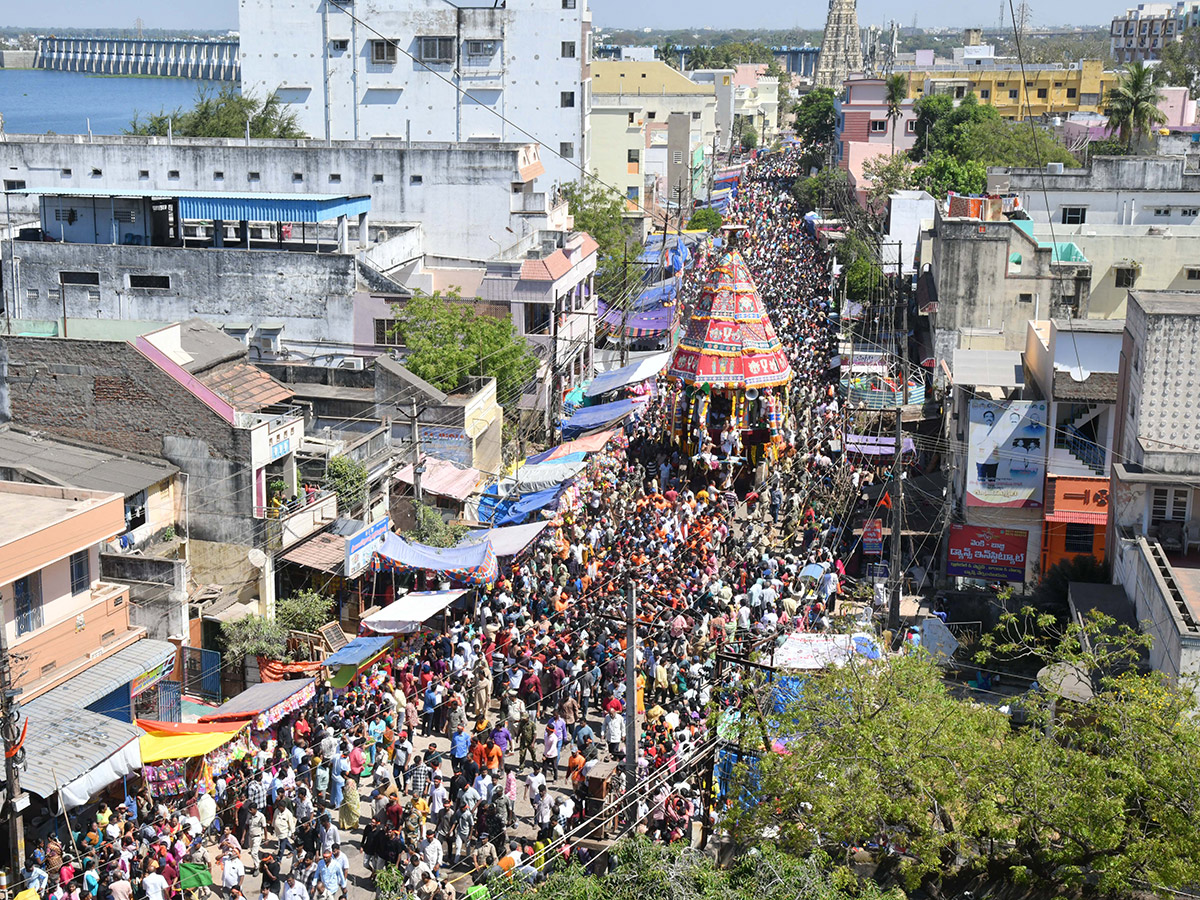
[14,146,863,900]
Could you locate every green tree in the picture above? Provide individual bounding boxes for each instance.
[884,73,908,157]
[791,166,849,213]
[275,589,335,634]
[862,153,914,220]
[686,207,723,232]
[128,85,306,139]
[1030,554,1111,619]
[219,614,288,663]
[558,180,641,288]
[726,618,1200,896]
[409,502,468,548]
[323,455,368,513]
[1159,25,1200,94]
[1105,60,1167,148]
[956,117,1080,168]
[390,289,538,405]
[912,150,987,197]
[740,124,759,151]
[793,87,838,155]
[656,42,679,68]
[909,92,955,160]
[910,91,999,161]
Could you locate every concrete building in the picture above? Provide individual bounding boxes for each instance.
[1109,2,1200,63]
[988,156,1200,227]
[1023,319,1122,574]
[834,75,919,206]
[589,101,654,231]
[1110,290,1200,688]
[591,61,717,210]
[883,190,937,276]
[0,133,568,262]
[732,64,780,144]
[2,318,338,611]
[0,426,187,642]
[815,0,863,89]
[893,58,1116,119]
[688,69,735,152]
[238,0,592,190]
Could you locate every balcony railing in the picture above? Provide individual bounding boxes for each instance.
[255,490,338,551]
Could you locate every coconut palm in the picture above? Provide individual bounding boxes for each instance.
[1105,61,1166,149]
[884,73,908,156]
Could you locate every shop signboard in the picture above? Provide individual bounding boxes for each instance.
[947,524,1028,582]
[345,515,390,578]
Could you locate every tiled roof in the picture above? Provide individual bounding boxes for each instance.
[519,235,600,282]
[198,361,295,411]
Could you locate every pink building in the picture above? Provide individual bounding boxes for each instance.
[834,76,919,206]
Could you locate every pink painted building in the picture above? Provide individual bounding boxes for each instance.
[834,76,919,206]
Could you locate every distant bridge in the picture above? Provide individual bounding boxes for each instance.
[36,37,240,81]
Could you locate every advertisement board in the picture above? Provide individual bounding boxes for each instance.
[862,519,884,554]
[966,399,1048,508]
[946,524,1028,582]
[345,515,390,579]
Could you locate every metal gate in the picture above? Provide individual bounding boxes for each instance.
[157,679,182,722]
[182,646,222,703]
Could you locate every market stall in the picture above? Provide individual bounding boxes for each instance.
[136,719,251,801]
[360,590,468,635]
[198,677,317,731]
[322,635,395,688]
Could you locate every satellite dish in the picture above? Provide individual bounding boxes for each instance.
[247,548,268,569]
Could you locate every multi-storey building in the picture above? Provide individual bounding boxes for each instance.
[1109,2,1200,63]
[238,0,592,189]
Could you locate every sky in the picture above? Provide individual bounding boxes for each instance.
[0,0,1103,33]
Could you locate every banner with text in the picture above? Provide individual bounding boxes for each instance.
[947,524,1028,582]
[966,399,1048,508]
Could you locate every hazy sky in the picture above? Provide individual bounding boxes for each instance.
[0,0,1103,33]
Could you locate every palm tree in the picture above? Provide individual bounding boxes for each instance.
[884,73,908,156]
[1105,61,1166,149]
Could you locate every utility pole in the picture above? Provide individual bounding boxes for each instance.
[619,243,630,368]
[888,243,906,635]
[409,399,423,506]
[624,576,638,792]
[549,292,561,441]
[0,619,28,869]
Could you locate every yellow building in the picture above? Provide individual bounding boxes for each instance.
[896,60,1118,118]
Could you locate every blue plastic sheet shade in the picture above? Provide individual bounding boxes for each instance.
[324,635,394,669]
[373,532,497,587]
[561,396,648,438]
[585,350,672,398]
[632,283,678,311]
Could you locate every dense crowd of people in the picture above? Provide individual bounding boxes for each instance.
[23,147,866,900]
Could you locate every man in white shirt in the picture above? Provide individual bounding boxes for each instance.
[219,853,245,898]
[142,864,170,900]
[281,874,309,900]
[259,887,280,900]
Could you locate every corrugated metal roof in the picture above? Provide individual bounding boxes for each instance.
[395,457,482,502]
[6,188,370,223]
[280,532,346,574]
[202,678,314,719]
[0,427,177,498]
[23,639,177,712]
[17,707,143,801]
[951,349,1025,388]
[197,361,295,411]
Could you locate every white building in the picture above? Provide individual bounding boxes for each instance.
[238,0,592,189]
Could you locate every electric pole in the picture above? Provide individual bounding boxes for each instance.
[624,576,638,792]
[619,244,630,368]
[409,399,423,506]
[0,621,27,869]
[888,243,906,634]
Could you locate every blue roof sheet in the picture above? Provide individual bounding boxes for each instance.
[8,187,370,223]
[324,635,394,668]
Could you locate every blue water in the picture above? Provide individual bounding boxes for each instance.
[0,69,223,136]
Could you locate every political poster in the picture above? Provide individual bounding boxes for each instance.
[862,519,884,554]
[946,524,1028,582]
[966,399,1048,508]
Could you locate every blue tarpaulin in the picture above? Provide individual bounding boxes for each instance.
[561,396,648,438]
[324,635,393,669]
[632,283,678,311]
[477,486,563,526]
[374,532,497,586]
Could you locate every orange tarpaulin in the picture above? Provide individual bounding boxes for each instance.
[257,657,323,682]
[136,719,248,734]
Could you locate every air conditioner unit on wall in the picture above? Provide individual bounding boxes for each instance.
[341,357,365,371]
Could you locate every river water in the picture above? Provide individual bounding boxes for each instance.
[0,69,223,136]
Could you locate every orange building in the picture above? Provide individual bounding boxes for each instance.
[1042,475,1109,574]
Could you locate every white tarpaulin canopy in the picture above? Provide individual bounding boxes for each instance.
[461,521,549,557]
[362,590,467,634]
[60,736,142,810]
[512,460,585,493]
[585,350,672,398]
[772,633,854,670]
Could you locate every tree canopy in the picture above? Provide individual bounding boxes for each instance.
[128,85,306,139]
[793,87,838,157]
[323,455,368,513]
[909,91,1078,168]
[723,614,1200,896]
[390,289,538,405]
[686,207,723,233]
[558,180,641,289]
[1105,61,1167,148]
[1158,25,1200,95]
[409,502,467,548]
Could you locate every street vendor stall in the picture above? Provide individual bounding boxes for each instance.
[198,677,316,731]
[360,589,468,634]
[323,635,395,688]
[667,250,793,461]
[136,719,251,801]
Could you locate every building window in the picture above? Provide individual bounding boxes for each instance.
[417,37,454,63]
[61,168,72,177]
[563,0,576,7]
[60,271,100,285]
[1152,486,1189,524]
[1187,267,1200,280]
[114,210,135,224]
[524,303,551,335]
[14,572,43,636]
[373,173,384,183]
[561,91,575,108]
[1182,208,1199,217]
[1155,207,1171,216]
[372,40,398,64]
[1037,88,1048,99]
[129,274,171,290]
[627,111,635,124]
[125,490,148,531]
[466,40,498,57]
[870,119,888,133]
[213,170,225,182]
[647,111,656,119]
[168,169,180,180]
[561,41,576,58]
[559,142,574,159]
[374,319,402,346]
[1115,267,1138,288]
[330,39,349,52]
[1067,87,1077,98]
[627,186,639,201]
[1063,523,1095,554]
[329,173,342,183]
[87,287,101,303]
[1019,292,1033,304]
[905,120,916,134]
[1061,206,1087,225]
[25,288,38,303]
[628,149,640,163]
[3,179,25,190]
[1008,89,1019,100]
[410,175,423,185]
[70,550,90,596]
[248,172,261,182]
[293,172,304,183]
[979,88,990,99]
